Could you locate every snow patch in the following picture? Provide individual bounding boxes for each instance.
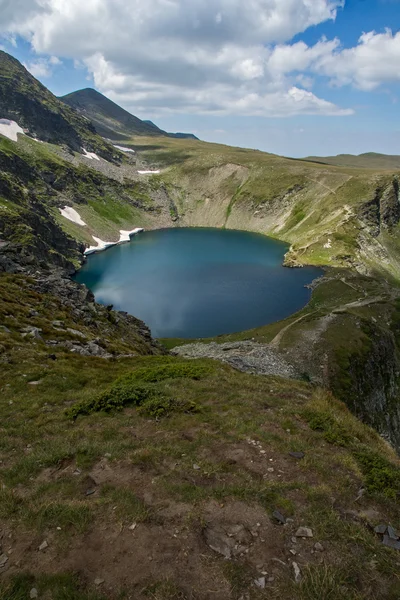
[323,239,332,249]
[59,206,87,226]
[119,228,144,242]
[0,119,24,142]
[114,145,135,153]
[82,148,100,161]
[138,170,160,175]
[85,228,144,256]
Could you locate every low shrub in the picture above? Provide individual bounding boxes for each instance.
[138,396,200,419]
[66,361,208,419]
[354,447,400,500]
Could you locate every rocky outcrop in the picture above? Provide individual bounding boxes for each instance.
[359,178,400,237]
[323,317,400,450]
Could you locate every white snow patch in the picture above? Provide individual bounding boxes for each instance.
[114,145,135,153]
[85,228,144,256]
[59,206,87,226]
[85,236,115,255]
[0,119,24,142]
[323,239,332,249]
[82,148,100,161]
[119,228,144,242]
[138,170,160,175]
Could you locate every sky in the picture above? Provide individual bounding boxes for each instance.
[0,0,399,157]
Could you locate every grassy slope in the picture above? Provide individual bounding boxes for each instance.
[1,274,400,599]
[304,153,400,170]
[129,137,400,279]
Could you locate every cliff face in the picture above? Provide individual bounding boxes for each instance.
[359,177,400,237]
[327,315,400,451]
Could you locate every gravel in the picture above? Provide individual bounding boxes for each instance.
[172,341,298,378]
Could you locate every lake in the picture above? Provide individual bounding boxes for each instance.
[74,228,322,338]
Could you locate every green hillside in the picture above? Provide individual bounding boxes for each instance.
[0,52,119,162]
[1,51,400,599]
[304,152,400,170]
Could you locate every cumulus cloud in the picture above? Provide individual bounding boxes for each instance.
[0,0,371,117]
[23,56,62,79]
[315,29,400,90]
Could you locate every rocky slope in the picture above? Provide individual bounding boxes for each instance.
[0,52,120,161]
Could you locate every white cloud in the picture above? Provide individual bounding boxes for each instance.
[0,0,358,117]
[315,29,400,90]
[23,56,62,78]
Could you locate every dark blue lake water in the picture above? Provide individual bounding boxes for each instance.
[74,228,321,338]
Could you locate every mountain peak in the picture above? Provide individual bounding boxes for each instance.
[61,88,199,141]
[0,51,119,160]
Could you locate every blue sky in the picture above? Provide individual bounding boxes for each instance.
[1,0,399,157]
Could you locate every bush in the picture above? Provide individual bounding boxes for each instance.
[66,361,208,419]
[138,396,200,419]
[66,384,161,419]
[354,447,400,500]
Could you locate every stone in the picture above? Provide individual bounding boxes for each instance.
[67,328,87,339]
[38,540,48,551]
[0,554,8,567]
[21,326,42,339]
[289,451,305,459]
[292,562,302,583]
[30,589,38,599]
[0,326,10,333]
[204,526,236,559]
[52,321,64,328]
[295,527,313,538]
[374,524,387,535]
[254,577,266,589]
[128,523,137,531]
[272,510,286,525]
[387,525,399,540]
[94,579,105,586]
[314,542,324,552]
[193,464,201,470]
[382,535,400,550]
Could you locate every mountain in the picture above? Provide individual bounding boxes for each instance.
[304,152,400,170]
[0,51,119,161]
[1,55,400,599]
[61,88,199,141]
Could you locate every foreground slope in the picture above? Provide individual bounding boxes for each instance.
[1,273,400,599]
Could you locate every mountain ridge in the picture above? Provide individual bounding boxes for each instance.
[0,51,120,162]
[61,87,199,141]
[304,151,400,170]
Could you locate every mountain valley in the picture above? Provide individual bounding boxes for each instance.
[1,50,400,600]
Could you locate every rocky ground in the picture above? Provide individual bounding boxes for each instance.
[173,341,298,379]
